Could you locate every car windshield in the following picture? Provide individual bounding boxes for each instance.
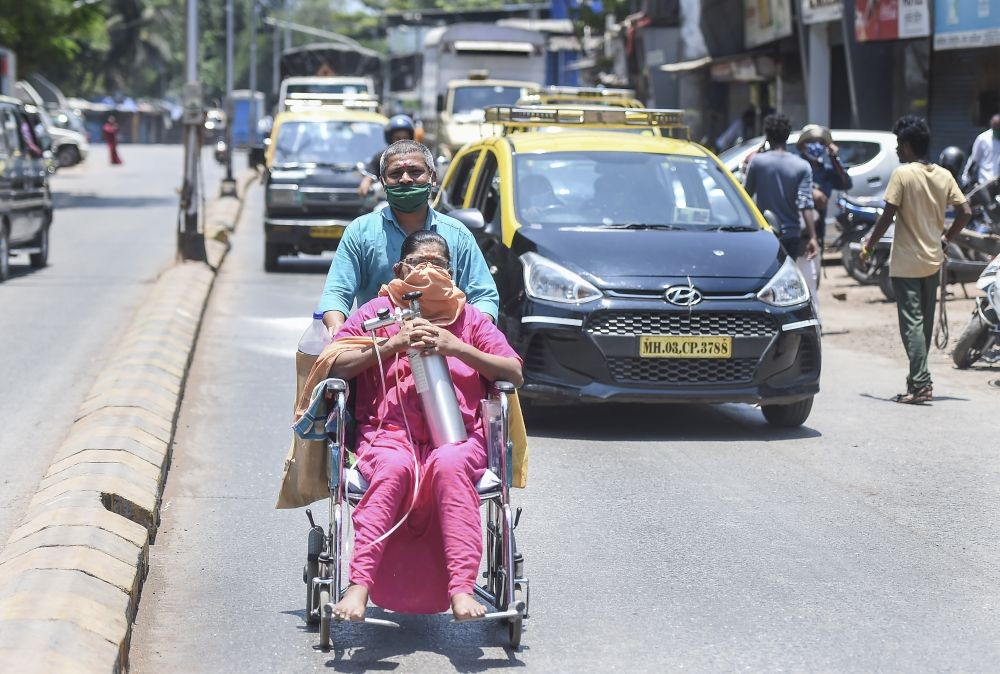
[514,151,757,230]
[451,86,525,115]
[272,120,383,166]
[286,83,369,96]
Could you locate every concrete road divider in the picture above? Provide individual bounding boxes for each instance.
[0,169,257,673]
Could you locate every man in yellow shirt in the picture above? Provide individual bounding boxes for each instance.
[863,116,972,403]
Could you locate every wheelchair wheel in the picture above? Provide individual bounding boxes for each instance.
[318,587,331,650]
[304,561,319,625]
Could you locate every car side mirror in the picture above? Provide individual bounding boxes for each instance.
[762,209,779,231]
[450,207,486,233]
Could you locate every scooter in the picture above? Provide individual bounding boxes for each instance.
[952,255,1000,368]
[835,194,882,284]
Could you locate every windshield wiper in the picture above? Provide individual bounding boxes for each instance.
[706,225,757,232]
[601,223,683,230]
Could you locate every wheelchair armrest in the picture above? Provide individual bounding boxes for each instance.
[493,381,516,394]
[324,378,348,394]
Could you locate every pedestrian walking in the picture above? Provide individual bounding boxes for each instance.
[102,115,123,165]
[743,113,820,262]
[862,116,972,403]
[961,113,1000,187]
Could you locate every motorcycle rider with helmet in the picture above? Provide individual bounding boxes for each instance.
[356,114,416,197]
[938,146,968,186]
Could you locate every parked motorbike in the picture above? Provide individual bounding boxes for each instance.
[834,194,882,284]
[952,255,1000,368]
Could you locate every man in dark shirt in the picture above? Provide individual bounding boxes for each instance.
[744,113,819,261]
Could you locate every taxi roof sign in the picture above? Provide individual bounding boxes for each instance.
[282,93,381,112]
[484,105,689,136]
[536,85,637,98]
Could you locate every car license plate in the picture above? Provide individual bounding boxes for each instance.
[310,226,344,239]
[638,335,732,359]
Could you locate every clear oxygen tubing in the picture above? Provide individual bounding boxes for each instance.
[353,318,421,554]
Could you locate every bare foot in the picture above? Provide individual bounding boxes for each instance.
[451,592,486,621]
[330,584,368,622]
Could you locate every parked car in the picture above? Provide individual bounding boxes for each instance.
[262,105,388,270]
[0,97,54,282]
[718,129,899,237]
[24,104,88,167]
[436,106,821,427]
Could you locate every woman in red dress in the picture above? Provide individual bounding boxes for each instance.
[102,115,123,165]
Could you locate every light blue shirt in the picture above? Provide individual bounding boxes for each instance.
[317,206,500,319]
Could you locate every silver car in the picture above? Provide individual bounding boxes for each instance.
[719,129,899,235]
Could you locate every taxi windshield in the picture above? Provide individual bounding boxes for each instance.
[514,151,757,230]
[273,120,383,167]
[451,86,525,115]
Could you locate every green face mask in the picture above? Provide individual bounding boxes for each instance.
[385,183,431,213]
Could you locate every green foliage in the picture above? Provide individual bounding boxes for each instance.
[0,0,104,76]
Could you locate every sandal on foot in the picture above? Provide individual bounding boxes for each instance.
[892,385,932,404]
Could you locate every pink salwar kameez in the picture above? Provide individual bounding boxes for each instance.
[335,296,521,614]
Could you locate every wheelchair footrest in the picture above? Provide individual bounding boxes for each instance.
[450,608,521,624]
[322,604,401,628]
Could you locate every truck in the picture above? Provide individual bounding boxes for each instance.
[280,42,384,98]
[419,23,546,159]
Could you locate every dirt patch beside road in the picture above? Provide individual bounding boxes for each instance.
[816,255,1000,395]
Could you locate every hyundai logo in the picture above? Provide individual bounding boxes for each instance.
[664,285,703,306]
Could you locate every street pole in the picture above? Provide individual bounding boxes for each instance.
[272,13,280,97]
[179,0,206,261]
[249,0,258,157]
[283,0,291,51]
[221,0,236,196]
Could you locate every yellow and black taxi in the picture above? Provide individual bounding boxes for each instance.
[435,106,820,427]
[263,102,386,270]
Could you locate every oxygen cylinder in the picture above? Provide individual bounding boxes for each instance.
[402,291,467,447]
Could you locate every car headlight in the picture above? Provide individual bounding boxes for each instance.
[757,257,810,307]
[267,184,298,207]
[520,252,602,304]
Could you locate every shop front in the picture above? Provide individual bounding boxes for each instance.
[929,0,1000,154]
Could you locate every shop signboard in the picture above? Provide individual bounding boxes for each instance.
[934,0,1000,50]
[802,0,843,24]
[855,0,931,42]
[745,0,794,47]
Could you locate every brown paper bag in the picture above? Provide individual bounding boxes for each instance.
[275,351,332,509]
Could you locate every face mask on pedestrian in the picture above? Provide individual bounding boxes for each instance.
[381,263,465,326]
[385,183,432,213]
[805,142,826,160]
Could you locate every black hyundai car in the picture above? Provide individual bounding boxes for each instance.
[437,123,820,427]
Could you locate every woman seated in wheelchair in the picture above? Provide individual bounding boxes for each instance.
[326,229,523,622]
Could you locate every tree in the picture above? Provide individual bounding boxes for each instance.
[0,0,104,76]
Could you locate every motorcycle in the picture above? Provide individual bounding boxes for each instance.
[952,255,1000,368]
[834,194,882,284]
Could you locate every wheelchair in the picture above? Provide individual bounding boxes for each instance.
[300,377,530,650]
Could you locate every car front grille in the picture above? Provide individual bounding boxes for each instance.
[587,311,777,337]
[607,357,758,384]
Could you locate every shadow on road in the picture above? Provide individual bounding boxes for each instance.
[321,613,525,672]
[52,192,178,209]
[524,401,821,442]
[3,257,46,282]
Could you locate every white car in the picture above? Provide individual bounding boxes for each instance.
[719,129,900,233]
